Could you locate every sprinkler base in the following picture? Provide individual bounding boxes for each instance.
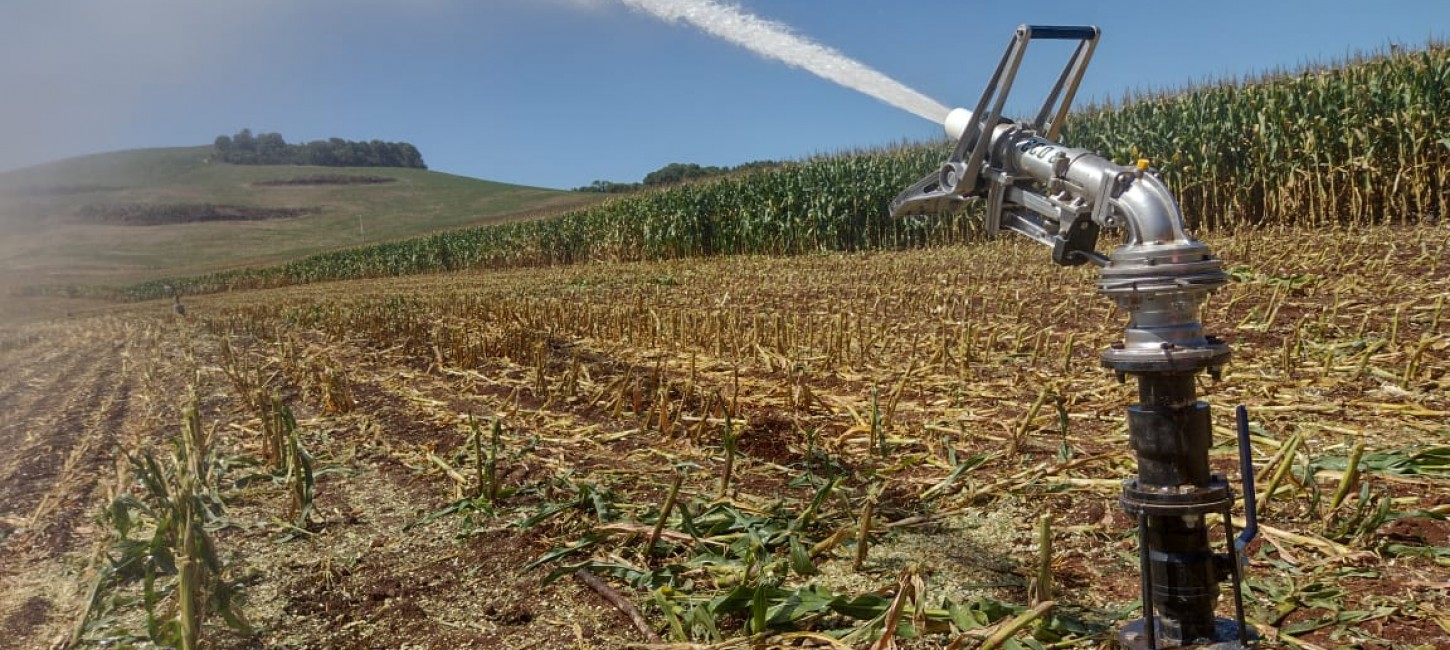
[1118,617,1257,650]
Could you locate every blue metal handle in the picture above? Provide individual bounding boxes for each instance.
[1234,405,1259,553]
[1020,25,1100,41]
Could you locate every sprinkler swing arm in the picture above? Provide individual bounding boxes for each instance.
[892,23,1107,267]
[892,25,1260,649]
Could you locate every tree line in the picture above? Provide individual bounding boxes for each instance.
[574,160,780,193]
[213,129,426,169]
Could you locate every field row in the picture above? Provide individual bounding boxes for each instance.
[123,223,1450,648]
[4,224,1444,647]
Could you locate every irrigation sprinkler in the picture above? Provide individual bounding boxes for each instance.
[892,25,1259,649]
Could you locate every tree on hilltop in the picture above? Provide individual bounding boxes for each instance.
[212,129,427,169]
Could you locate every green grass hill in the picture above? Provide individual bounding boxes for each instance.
[0,146,601,289]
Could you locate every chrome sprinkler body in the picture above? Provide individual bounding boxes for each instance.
[892,25,1257,649]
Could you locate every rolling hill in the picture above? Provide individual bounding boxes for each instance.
[0,146,602,291]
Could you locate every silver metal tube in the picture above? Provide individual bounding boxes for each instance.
[995,133,1196,251]
[920,105,1229,368]
[1114,173,1191,248]
[975,125,1229,370]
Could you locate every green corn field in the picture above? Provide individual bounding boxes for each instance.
[110,43,1450,303]
[107,43,1449,303]
[1063,46,1450,230]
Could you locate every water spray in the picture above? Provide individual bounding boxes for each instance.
[892,25,1259,649]
[620,0,949,122]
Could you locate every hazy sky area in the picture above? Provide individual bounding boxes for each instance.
[2,0,1448,189]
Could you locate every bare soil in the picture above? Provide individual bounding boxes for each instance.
[253,176,396,187]
[75,203,320,226]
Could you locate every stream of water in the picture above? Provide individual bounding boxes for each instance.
[621,0,950,124]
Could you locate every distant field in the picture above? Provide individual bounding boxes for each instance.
[0,147,602,290]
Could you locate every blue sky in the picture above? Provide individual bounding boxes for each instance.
[3,0,1447,189]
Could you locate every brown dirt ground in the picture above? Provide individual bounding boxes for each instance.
[1,224,1446,649]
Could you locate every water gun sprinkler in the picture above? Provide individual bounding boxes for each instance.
[893,25,1259,650]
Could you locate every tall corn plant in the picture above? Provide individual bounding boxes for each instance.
[1063,43,1450,231]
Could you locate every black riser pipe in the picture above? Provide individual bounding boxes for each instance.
[1144,517,1219,641]
[1129,372,1222,644]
